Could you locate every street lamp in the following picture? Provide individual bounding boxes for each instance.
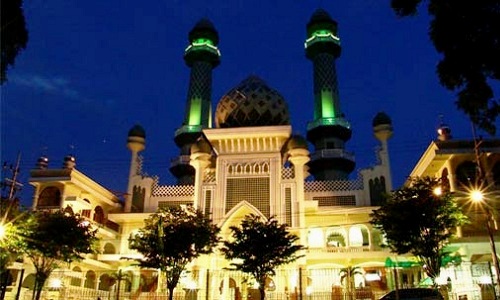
[471,189,500,295]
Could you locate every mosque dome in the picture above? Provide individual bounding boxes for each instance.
[128,124,146,138]
[215,76,290,128]
[372,112,392,127]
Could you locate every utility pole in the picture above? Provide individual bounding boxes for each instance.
[1,153,24,214]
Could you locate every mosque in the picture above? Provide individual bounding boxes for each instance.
[7,8,500,300]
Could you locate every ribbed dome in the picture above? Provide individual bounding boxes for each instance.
[128,124,146,138]
[215,76,290,128]
[372,112,392,127]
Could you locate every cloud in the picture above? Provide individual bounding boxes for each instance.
[10,74,81,99]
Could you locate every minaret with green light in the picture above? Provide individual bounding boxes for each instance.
[305,9,355,180]
[171,19,220,184]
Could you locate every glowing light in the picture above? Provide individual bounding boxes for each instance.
[470,190,484,202]
[48,278,63,288]
[433,186,442,196]
[188,97,202,126]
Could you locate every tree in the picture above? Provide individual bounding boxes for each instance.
[389,0,500,135]
[370,177,468,282]
[0,0,29,84]
[0,198,32,300]
[129,205,220,300]
[221,214,305,300]
[110,269,130,300]
[340,266,362,293]
[24,210,98,300]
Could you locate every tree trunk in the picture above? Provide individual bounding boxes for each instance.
[116,278,121,300]
[33,272,48,300]
[168,286,175,300]
[259,286,266,300]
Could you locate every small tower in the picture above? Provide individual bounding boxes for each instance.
[373,112,393,191]
[62,155,76,169]
[305,9,354,180]
[125,124,146,212]
[437,123,452,141]
[171,19,221,185]
[35,156,49,169]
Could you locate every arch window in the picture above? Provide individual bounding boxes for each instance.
[99,273,113,291]
[326,227,347,247]
[307,228,324,248]
[64,205,74,215]
[37,187,61,207]
[70,267,82,286]
[84,271,96,289]
[103,243,116,254]
[349,225,369,247]
[93,206,105,224]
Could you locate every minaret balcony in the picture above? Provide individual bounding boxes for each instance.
[307,118,350,131]
[310,149,355,162]
[175,124,203,137]
[304,33,340,49]
[170,155,191,168]
[185,43,221,56]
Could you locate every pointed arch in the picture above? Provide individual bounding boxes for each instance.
[220,201,266,235]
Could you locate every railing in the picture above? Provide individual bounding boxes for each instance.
[308,246,370,253]
[310,149,355,162]
[104,219,120,232]
[170,155,191,167]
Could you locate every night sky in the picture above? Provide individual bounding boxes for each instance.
[1,1,478,202]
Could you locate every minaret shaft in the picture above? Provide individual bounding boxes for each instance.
[313,53,341,120]
[184,61,213,128]
[305,9,355,181]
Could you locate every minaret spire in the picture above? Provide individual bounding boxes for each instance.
[305,9,355,180]
[170,19,221,184]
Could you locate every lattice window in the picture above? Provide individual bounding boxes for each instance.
[282,166,294,179]
[314,195,356,206]
[285,187,292,226]
[204,190,212,216]
[153,185,194,197]
[158,201,193,209]
[305,179,363,192]
[226,177,270,216]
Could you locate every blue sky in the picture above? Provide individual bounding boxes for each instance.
[1,0,478,202]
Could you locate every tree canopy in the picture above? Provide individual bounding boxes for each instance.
[0,198,32,300]
[24,210,98,300]
[129,205,220,300]
[390,0,500,134]
[221,214,304,300]
[0,0,28,84]
[370,177,468,281]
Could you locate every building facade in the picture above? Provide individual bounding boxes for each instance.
[4,9,498,300]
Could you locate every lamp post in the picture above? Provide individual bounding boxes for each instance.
[471,190,500,296]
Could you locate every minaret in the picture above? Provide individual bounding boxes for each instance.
[170,19,221,185]
[373,112,393,192]
[305,9,354,180]
[125,124,146,213]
